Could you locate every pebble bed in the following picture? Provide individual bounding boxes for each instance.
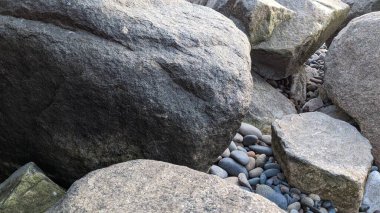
[210,122,380,213]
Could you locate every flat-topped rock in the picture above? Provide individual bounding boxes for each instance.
[324,12,380,166]
[272,112,373,213]
[49,160,285,213]
[0,162,65,213]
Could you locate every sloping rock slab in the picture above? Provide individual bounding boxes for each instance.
[48,160,285,213]
[272,112,373,213]
[324,12,380,166]
[244,73,296,133]
[0,0,252,186]
[0,162,65,213]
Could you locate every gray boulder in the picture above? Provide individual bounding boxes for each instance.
[252,0,349,79]
[187,0,295,46]
[244,73,296,133]
[343,0,380,21]
[0,0,253,186]
[324,12,380,166]
[188,0,350,80]
[48,160,285,213]
[362,171,380,213]
[327,0,380,45]
[272,112,373,213]
[0,162,65,213]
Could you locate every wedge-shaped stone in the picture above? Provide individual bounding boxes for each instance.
[0,162,65,213]
[272,112,373,213]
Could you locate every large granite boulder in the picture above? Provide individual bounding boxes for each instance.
[272,112,373,213]
[244,73,296,133]
[0,0,253,186]
[324,12,380,166]
[188,0,349,80]
[0,162,65,213]
[48,160,285,213]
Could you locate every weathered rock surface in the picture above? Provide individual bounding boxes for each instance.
[272,112,373,213]
[49,160,285,213]
[0,0,253,186]
[187,0,295,46]
[324,12,380,166]
[244,73,296,133]
[189,0,349,80]
[0,162,65,213]
[362,171,380,213]
[252,0,349,79]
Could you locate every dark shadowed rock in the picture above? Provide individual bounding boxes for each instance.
[48,160,285,213]
[343,0,380,20]
[0,0,252,186]
[272,112,373,213]
[324,12,380,166]
[317,105,355,125]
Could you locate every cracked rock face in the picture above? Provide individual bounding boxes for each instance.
[48,160,285,213]
[0,0,252,186]
[324,12,380,167]
[272,112,373,213]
